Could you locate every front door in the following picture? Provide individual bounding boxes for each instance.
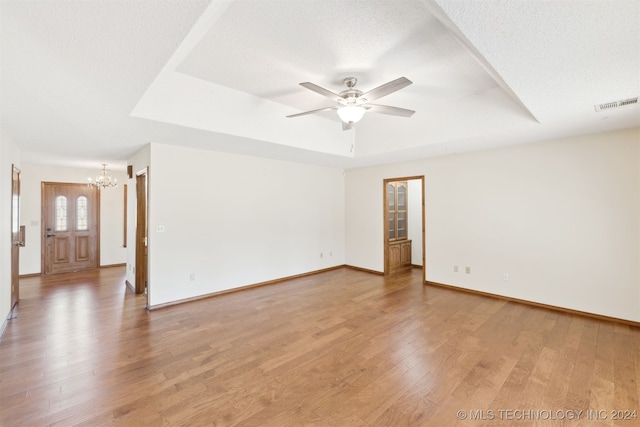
[42,182,99,274]
[11,165,21,309]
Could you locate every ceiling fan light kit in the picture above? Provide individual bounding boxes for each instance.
[337,105,366,123]
[287,76,415,130]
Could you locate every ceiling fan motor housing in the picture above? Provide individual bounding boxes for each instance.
[340,78,365,104]
[339,89,364,104]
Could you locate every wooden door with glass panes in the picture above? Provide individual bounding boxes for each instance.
[42,182,99,274]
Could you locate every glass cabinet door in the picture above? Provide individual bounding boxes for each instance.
[389,213,396,240]
[397,212,407,239]
[397,185,406,211]
[388,183,396,240]
[387,181,408,242]
[387,183,396,210]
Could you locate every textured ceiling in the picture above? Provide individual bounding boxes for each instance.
[1,0,638,170]
[175,0,497,109]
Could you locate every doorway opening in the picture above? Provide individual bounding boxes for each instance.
[11,165,22,309]
[135,168,149,308]
[383,176,425,282]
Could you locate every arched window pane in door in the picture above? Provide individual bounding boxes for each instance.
[77,196,88,230]
[55,196,68,231]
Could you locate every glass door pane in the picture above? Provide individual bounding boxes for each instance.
[55,196,68,231]
[397,185,406,210]
[397,212,407,239]
[389,212,396,240]
[388,184,395,210]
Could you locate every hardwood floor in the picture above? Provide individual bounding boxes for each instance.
[1,267,639,426]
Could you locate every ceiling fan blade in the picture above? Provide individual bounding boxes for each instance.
[287,106,337,118]
[342,121,353,131]
[299,82,343,101]
[367,104,415,117]
[362,77,412,102]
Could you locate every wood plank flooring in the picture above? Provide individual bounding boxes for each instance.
[1,267,639,426]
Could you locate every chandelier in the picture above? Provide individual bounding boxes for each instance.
[88,163,118,189]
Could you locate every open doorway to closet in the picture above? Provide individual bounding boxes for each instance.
[383,176,425,282]
[135,167,149,309]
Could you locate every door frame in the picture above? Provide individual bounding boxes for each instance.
[11,165,21,310]
[383,175,425,282]
[135,167,149,308]
[40,182,100,274]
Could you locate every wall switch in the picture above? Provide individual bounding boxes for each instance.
[189,273,196,281]
[503,273,509,281]
[320,252,323,258]
[454,265,459,273]
[465,266,471,274]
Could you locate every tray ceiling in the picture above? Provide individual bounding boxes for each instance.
[1,0,638,169]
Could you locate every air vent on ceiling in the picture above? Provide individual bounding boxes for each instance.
[594,97,638,112]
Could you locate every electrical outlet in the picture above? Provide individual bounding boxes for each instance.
[189,273,196,281]
[503,273,509,281]
[465,266,471,274]
[320,253,323,258]
[454,265,459,273]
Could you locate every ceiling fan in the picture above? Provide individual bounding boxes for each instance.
[287,77,415,130]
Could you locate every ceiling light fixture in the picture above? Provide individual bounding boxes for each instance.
[337,105,366,123]
[88,163,117,190]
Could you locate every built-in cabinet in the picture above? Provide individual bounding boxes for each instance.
[387,181,412,271]
[388,239,412,271]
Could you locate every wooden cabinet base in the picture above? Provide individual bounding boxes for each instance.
[389,239,411,272]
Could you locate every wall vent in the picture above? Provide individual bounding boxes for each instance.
[594,97,638,112]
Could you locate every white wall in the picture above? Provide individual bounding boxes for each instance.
[407,179,423,266]
[346,128,640,322]
[144,143,345,307]
[0,128,20,324]
[19,164,127,274]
